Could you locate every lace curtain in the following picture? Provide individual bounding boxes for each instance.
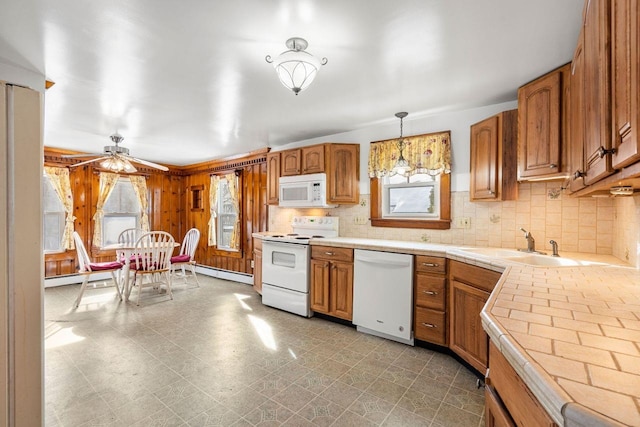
[44,166,75,250]
[226,173,240,251]
[92,172,120,247]
[368,131,452,177]
[208,175,220,246]
[129,175,150,232]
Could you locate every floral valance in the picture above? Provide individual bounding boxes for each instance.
[368,131,451,177]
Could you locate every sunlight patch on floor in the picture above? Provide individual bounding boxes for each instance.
[248,314,277,350]
[234,293,253,311]
[45,326,85,350]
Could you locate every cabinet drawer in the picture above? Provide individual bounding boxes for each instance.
[311,245,354,262]
[489,342,556,427]
[449,260,501,293]
[415,274,446,310]
[414,307,446,345]
[415,255,446,274]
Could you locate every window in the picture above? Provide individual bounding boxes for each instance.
[216,177,238,251]
[43,175,65,253]
[382,174,439,218]
[370,173,451,229]
[102,178,141,246]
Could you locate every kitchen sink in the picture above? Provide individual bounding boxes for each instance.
[458,247,602,267]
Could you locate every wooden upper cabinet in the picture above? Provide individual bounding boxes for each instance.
[470,110,518,201]
[281,149,301,176]
[517,64,571,180]
[301,145,325,174]
[568,28,587,193]
[327,144,359,204]
[583,0,613,185]
[610,0,640,169]
[266,152,280,205]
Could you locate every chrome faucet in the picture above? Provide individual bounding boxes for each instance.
[518,228,536,253]
[549,240,559,257]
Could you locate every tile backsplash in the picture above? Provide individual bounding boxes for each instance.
[268,182,638,265]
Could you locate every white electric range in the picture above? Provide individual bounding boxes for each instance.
[261,216,339,317]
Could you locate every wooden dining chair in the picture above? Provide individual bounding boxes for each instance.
[72,231,124,308]
[170,228,201,287]
[129,231,175,306]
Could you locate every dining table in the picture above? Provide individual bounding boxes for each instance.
[101,241,180,301]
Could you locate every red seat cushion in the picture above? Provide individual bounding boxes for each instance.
[88,261,123,271]
[171,254,191,263]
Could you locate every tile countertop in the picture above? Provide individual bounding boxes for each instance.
[253,234,640,426]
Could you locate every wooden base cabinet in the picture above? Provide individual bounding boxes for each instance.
[486,342,558,427]
[310,246,354,321]
[448,261,501,373]
[252,238,263,294]
[413,255,447,346]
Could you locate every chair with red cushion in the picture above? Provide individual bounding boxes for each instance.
[170,228,201,287]
[129,231,175,306]
[72,231,123,308]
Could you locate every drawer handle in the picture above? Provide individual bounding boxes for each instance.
[422,290,438,295]
[421,323,436,328]
[325,252,334,256]
[422,262,439,267]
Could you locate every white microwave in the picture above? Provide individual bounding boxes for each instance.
[278,173,337,208]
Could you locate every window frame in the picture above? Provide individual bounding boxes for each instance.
[215,176,239,252]
[370,173,451,229]
[101,177,141,247]
[42,174,66,254]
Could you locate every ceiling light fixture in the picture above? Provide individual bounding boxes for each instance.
[392,112,412,175]
[265,37,327,95]
[99,156,137,173]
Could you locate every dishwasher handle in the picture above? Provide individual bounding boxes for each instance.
[356,255,411,268]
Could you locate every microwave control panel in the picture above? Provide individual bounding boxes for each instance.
[312,182,322,201]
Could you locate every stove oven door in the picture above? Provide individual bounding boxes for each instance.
[262,240,310,293]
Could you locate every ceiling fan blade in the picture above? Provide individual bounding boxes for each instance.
[127,156,169,171]
[68,156,109,167]
[61,152,105,159]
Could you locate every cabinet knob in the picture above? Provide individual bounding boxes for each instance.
[489,190,495,195]
[422,290,438,295]
[549,164,557,168]
[421,323,436,328]
[422,263,439,267]
[573,170,586,179]
[597,146,617,158]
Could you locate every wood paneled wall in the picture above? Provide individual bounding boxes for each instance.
[43,147,268,278]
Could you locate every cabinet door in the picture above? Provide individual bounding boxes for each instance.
[253,248,263,294]
[301,145,325,174]
[569,29,587,193]
[583,0,613,185]
[327,144,359,204]
[517,68,563,179]
[330,260,353,320]
[281,149,301,176]
[470,116,500,200]
[611,0,640,168]
[310,259,330,314]
[267,152,280,204]
[485,386,516,427]
[449,279,490,373]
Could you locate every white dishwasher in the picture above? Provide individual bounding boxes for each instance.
[353,249,414,345]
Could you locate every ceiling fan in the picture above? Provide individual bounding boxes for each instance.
[62,133,168,172]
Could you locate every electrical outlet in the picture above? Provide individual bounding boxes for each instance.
[456,217,471,229]
[354,215,368,225]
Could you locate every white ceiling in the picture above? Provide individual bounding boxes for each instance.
[1,0,584,166]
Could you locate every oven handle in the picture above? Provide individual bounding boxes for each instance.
[263,240,309,250]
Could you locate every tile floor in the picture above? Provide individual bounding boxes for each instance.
[45,275,486,426]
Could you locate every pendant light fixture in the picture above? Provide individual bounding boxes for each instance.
[392,112,412,175]
[265,37,327,95]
